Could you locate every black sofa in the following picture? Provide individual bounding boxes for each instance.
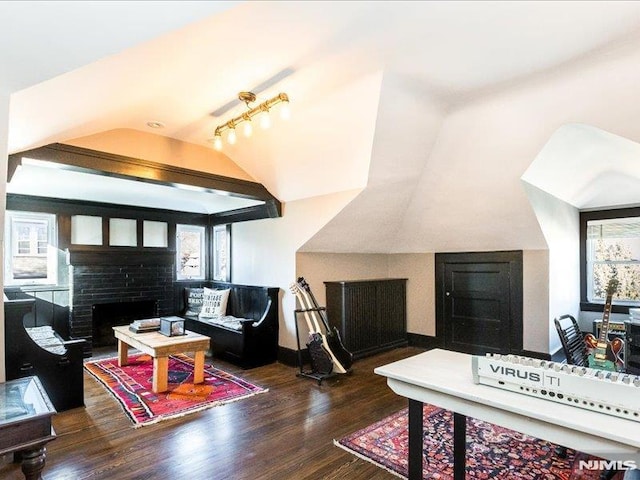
[4,297,86,411]
[181,282,279,369]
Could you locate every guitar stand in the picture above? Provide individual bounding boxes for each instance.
[294,308,338,385]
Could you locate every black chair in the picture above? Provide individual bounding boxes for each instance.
[554,314,589,367]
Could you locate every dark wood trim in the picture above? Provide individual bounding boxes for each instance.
[58,214,71,250]
[7,194,210,224]
[579,302,630,315]
[136,220,143,248]
[9,143,281,206]
[210,200,282,223]
[405,334,548,359]
[435,250,523,354]
[579,207,640,315]
[68,249,175,266]
[102,217,110,247]
[167,223,177,252]
[278,346,306,367]
[406,333,442,350]
[518,349,551,361]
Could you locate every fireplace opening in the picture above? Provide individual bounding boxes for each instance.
[92,300,158,347]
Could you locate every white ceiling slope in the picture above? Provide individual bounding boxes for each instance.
[522,124,640,210]
[7,2,640,252]
[0,1,237,92]
[301,73,446,252]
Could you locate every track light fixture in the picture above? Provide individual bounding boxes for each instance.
[212,91,290,150]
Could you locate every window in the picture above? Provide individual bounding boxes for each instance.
[143,221,168,248]
[109,218,137,246]
[176,224,206,280]
[71,215,103,245]
[213,224,231,282]
[5,211,57,285]
[581,208,640,311]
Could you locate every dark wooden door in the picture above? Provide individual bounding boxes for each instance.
[436,251,522,355]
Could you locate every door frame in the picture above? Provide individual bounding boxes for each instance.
[435,250,523,354]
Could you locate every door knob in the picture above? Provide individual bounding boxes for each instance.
[446,292,450,297]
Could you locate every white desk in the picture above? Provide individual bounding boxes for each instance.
[375,349,640,480]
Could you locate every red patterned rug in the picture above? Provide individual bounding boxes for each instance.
[335,404,620,479]
[85,353,267,427]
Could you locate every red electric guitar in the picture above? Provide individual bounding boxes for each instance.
[584,278,624,372]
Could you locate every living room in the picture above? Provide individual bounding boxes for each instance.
[2,2,640,479]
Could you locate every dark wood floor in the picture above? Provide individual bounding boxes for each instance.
[1,346,424,480]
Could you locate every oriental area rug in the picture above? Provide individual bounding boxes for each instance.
[85,353,267,427]
[335,404,619,480]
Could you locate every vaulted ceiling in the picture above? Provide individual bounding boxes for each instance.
[5,1,640,253]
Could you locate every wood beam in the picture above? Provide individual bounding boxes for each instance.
[8,143,281,210]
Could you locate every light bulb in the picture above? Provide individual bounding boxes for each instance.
[227,128,237,145]
[213,135,222,151]
[260,113,271,129]
[243,121,253,137]
[280,102,290,120]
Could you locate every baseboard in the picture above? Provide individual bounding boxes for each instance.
[278,346,309,367]
[519,349,551,361]
[405,334,551,360]
[406,333,443,350]
[280,337,549,364]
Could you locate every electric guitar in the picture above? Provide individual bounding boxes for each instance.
[297,277,353,371]
[584,278,625,371]
[290,282,335,375]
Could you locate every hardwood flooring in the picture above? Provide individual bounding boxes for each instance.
[0,346,425,480]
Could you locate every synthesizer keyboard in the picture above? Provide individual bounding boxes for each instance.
[472,353,640,422]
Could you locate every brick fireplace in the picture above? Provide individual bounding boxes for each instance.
[70,263,175,353]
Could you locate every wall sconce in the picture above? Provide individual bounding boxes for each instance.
[212,91,290,150]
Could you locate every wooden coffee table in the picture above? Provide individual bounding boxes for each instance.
[112,325,210,393]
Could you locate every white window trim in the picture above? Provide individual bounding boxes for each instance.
[5,211,58,286]
[176,224,206,281]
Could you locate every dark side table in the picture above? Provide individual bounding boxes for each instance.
[0,376,56,480]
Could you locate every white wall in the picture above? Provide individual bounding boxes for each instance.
[523,183,580,354]
[297,252,435,337]
[231,190,360,350]
[523,250,550,354]
[0,91,8,382]
[388,254,435,337]
[296,252,390,306]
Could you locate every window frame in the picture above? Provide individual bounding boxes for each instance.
[580,207,640,314]
[175,224,206,281]
[5,211,58,286]
[212,224,231,282]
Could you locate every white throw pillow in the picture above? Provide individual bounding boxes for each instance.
[199,287,230,318]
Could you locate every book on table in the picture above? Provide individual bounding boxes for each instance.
[129,318,161,333]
